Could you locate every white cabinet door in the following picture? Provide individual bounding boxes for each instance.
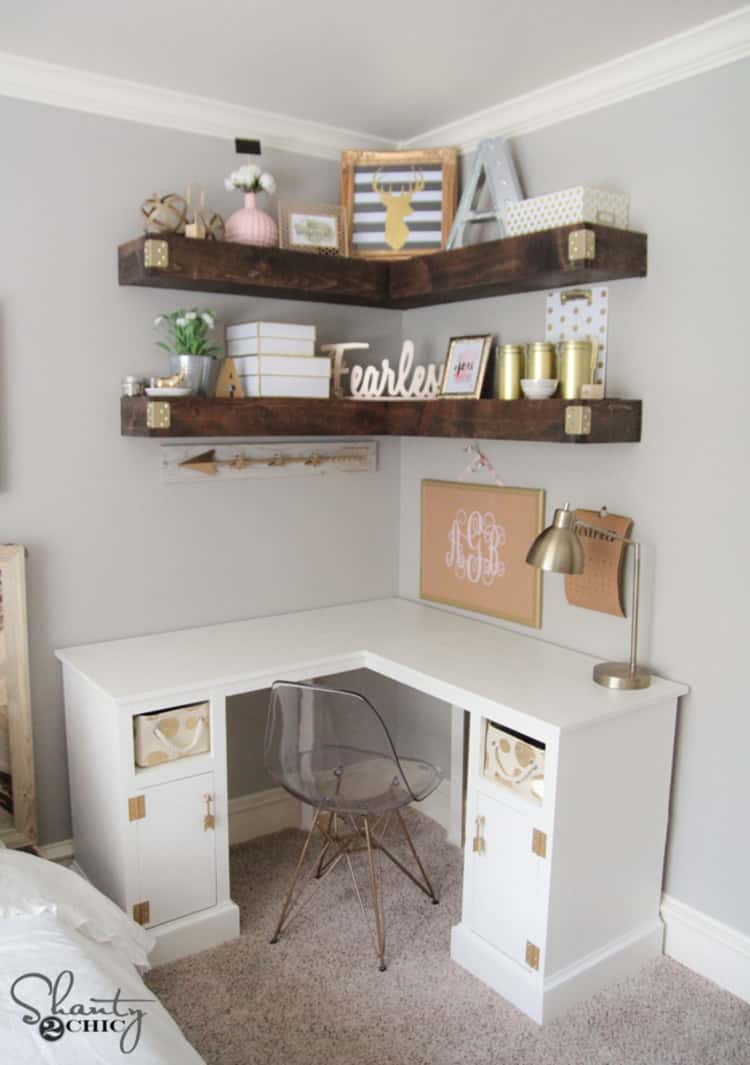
[467,791,545,968]
[135,772,217,927]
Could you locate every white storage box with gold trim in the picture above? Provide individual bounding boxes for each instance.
[505,187,629,237]
[225,320,317,357]
[134,702,210,767]
[234,354,331,398]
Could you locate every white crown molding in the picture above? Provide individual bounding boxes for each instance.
[400,6,750,151]
[1,7,749,159]
[0,51,394,160]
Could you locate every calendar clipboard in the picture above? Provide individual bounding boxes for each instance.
[565,509,633,617]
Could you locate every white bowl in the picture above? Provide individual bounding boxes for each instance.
[521,378,558,399]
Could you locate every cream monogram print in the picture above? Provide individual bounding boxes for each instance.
[445,509,506,586]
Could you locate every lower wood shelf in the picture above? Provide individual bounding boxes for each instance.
[121,396,642,443]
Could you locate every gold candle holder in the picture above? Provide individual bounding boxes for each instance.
[557,340,598,399]
[496,344,525,399]
[525,342,557,381]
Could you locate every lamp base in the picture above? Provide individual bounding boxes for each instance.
[593,661,651,690]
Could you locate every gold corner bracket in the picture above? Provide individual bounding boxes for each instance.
[132,901,150,925]
[144,238,169,269]
[531,828,547,858]
[525,941,541,970]
[146,401,171,430]
[568,229,596,263]
[564,405,592,437]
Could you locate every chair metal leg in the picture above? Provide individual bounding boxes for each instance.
[313,812,335,878]
[269,805,436,971]
[363,816,387,971]
[269,807,321,944]
[395,808,439,905]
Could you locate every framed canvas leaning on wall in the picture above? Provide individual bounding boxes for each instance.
[420,480,544,628]
[0,545,36,846]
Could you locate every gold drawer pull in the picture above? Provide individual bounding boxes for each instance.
[472,815,485,855]
[203,793,216,831]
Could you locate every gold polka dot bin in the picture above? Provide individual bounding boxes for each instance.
[482,721,545,806]
[505,187,629,237]
[134,702,210,767]
[545,286,609,390]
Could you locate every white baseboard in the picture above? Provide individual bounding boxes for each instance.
[38,838,74,862]
[228,786,300,845]
[661,894,750,1005]
[149,900,240,966]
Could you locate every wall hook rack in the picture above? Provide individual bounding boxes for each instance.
[161,441,376,482]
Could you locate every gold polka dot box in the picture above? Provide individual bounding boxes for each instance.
[505,187,629,237]
[134,702,210,767]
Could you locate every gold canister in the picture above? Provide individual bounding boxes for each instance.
[525,342,557,381]
[496,344,525,399]
[557,340,598,399]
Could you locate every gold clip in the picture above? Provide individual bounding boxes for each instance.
[559,288,593,305]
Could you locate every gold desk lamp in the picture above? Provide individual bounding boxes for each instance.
[526,503,650,691]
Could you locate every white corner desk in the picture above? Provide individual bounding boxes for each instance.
[56,597,686,1024]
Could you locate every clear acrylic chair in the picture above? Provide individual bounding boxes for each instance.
[263,680,443,970]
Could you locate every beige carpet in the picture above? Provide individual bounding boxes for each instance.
[146,810,750,1065]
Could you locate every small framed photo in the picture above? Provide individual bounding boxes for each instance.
[278,202,348,256]
[341,148,458,260]
[440,335,493,399]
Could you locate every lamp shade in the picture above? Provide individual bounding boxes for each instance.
[526,504,584,574]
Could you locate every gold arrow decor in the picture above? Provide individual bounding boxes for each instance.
[163,442,376,483]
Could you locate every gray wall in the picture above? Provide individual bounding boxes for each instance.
[2,55,747,941]
[398,59,750,935]
[0,97,402,843]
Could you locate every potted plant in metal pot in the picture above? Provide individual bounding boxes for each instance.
[154,309,221,395]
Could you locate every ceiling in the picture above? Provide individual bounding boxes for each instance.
[0,0,742,142]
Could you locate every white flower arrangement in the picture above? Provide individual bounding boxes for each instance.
[154,309,220,357]
[225,163,277,195]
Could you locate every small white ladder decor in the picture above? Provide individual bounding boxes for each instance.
[446,136,524,250]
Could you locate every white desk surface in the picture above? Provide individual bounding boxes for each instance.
[56,598,686,732]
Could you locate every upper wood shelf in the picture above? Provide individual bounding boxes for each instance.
[121,396,642,444]
[118,223,647,310]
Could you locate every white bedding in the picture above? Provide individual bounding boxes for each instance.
[0,855,205,1064]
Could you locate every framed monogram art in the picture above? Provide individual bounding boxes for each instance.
[420,480,544,628]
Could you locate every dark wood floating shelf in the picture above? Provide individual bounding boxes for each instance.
[121,396,642,444]
[119,223,647,309]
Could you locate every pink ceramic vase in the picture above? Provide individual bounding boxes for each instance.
[225,192,278,247]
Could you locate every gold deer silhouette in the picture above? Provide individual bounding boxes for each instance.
[372,168,425,251]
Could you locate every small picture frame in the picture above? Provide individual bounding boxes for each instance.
[278,202,348,256]
[440,335,493,399]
